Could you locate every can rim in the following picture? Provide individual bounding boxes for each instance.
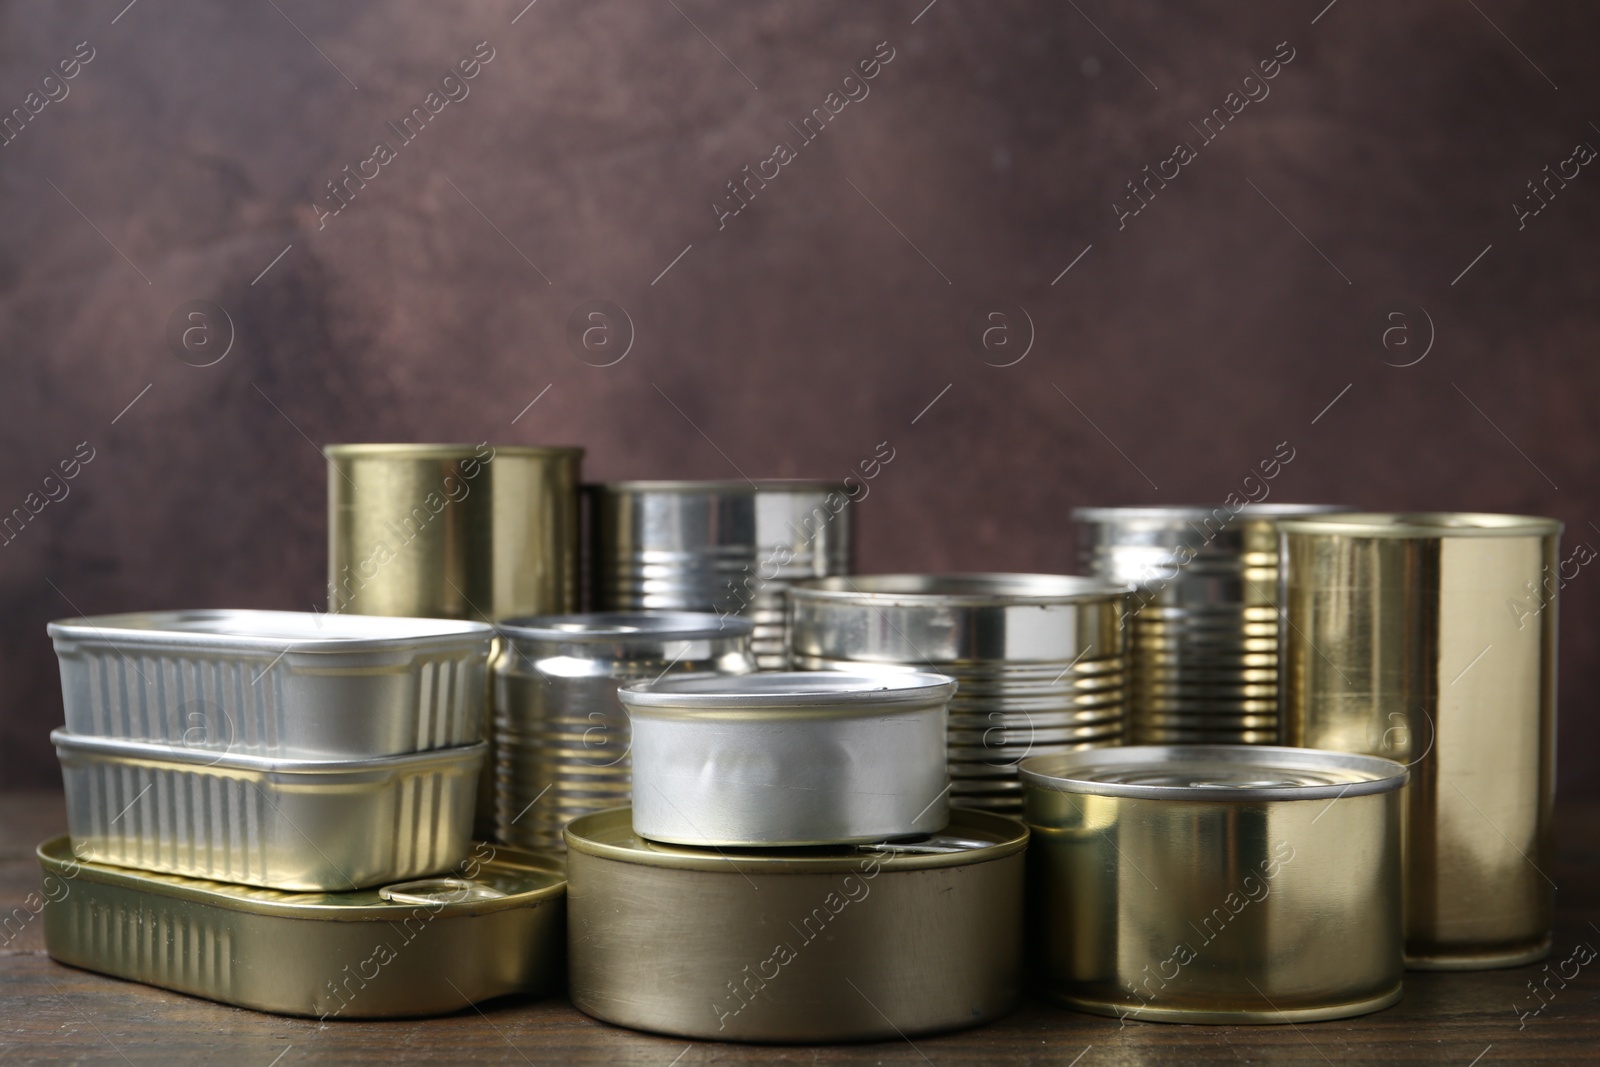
[324,443,583,459]
[564,807,1027,871]
[51,729,487,776]
[587,479,848,494]
[36,835,564,918]
[46,609,494,654]
[617,670,956,709]
[497,611,752,642]
[1276,511,1562,538]
[1020,744,1408,800]
[788,573,1129,605]
[1072,503,1353,523]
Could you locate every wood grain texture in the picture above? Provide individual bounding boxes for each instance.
[2,793,1596,1065]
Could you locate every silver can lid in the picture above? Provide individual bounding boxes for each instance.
[788,573,1128,605]
[618,670,956,709]
[1020,745,1407,801]
[497,612,751,643]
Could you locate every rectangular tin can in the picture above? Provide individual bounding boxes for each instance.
[1022,745,1407,1023]
[55,729,484,891]
[49,610,493,758]
[1278,511,1561,969]
[39,835,565,1018]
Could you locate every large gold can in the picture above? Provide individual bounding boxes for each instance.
[1022,745,1407,1023]
[1278,512,1562,970]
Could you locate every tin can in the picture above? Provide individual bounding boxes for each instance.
[1278,511,1562,970]
[619,671,954,846]
[1022,745,1407,1023]
[787,574,1129,815]
[492,612,757,851]
[1073,505,1352,746]
[38,835,564,1018]
[565,807,1025,1042]
[48,610,493,758]
[54,729,483,891]
[588,481,853,669]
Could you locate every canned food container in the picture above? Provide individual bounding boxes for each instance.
[1073,505,1352,746]
[1022,745,1407,1023]
[566,807,1025,1042]
[1278,511,1561,970]
[787,574,1129,815]
[492,612,757,851]
[38,835,564,1018]
[54,729,484,891]
[48,610,494,758]
[618,672,953,847]
[588,480,854,669]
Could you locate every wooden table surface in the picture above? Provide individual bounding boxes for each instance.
[1,792,1595,1066]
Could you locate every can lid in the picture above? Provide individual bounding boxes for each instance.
[324,443,583,459]
[788,573,1128,605]
[51,729,487,778]
[37,836,564,919]
[587,479,847,495]
[1020,745,1407,801]
[617,670,956,710]
[1072,504,1353,523]
[564,807,1026,872]
[497,611,752,643]
[45,609,493,654]
[1276,511,1562,538]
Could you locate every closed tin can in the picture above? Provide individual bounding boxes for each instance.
[54,729,483,891]
[492,612,757,851]
[787,574,1129,815]
[1022,745,1407,1023]
[1073,505,1352,746]
[48,610,493,758]
[1278,511,1561,970]
[588,480,853,669]
[566,807,1025,1042]
[619,671,954,846]
[38,835,564,1018]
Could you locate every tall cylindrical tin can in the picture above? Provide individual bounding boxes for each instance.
[787,574,1129,815]
[326,443,584,840]
[588,481,854,669]
[1022,745,1408,1023]
[566,807,1026,1042]
[491,612,756,851]
[1073,504,1352,746]
[1278,512,1562,970]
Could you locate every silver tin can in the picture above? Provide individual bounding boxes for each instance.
[787,574,1129,815]
[48,610,493,758]
[491,612,757,851]
[1073,505,1352,746]
[588,481,854,669]
[618,671,955,846]
[54,729,484,891]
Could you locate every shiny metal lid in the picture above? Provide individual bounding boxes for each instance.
[497,611,751,643]
[788,573,1127,605]
[46,609,493,654]
[617,670,956,710]
[325,443,583,459]
[1276,511,1563,538]
[1072,503,1351,523]
[588,479,846,494]
[1021,745,1407,801]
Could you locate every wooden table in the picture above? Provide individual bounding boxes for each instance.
[2,792,1595,1065]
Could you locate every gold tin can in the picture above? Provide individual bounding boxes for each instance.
[565,807,1026,1042]
[38,835,565,1019]
[1022,745,1407,1024]
[1278,512,1562,970]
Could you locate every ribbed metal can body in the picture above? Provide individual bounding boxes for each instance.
[1074,504,1352,746]
[787,574,1129,815]
[492,613,756,851]
[1279,512,1561,970]
[588,481,853,669]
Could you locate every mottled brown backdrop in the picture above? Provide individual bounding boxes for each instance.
[1,1,1595,794]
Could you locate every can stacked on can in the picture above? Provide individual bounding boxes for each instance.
[1073,505,1350,745]
[588,481,853,669]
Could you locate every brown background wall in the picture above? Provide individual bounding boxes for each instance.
[1,1,1595,793]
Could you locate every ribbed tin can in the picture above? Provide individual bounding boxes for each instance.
[491,612,756,852]
[588,481,853,669]
[566,807,1026,1042]
[1073,505,1352,746]
[1278,512,1562,970]
[787,574,1129,815]
[1022,745,1407,1023]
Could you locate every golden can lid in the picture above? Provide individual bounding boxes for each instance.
[1021,745,1407,802]
[565,807,1026,873]
[1276,511,1562,538]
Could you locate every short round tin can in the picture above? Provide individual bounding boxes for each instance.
[618,671,954,846]
[492,612,756,851]
[1022,745,1407,1024]
[565,807,1026,1042]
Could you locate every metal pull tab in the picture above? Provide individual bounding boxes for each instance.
[378,877,506,905]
